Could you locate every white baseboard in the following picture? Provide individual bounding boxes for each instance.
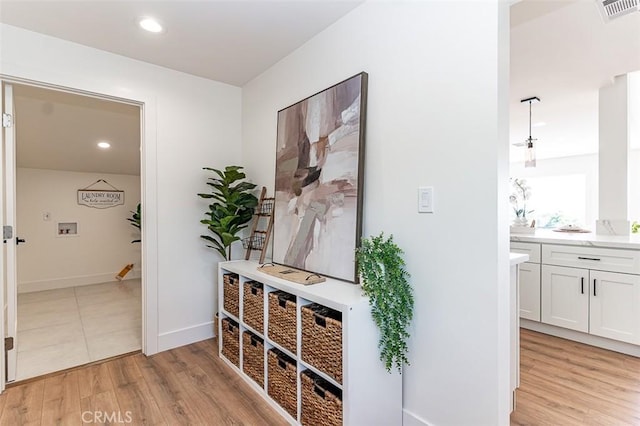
[521,319,640,357]
[157,321,215,352]
[403,409,432,426]
[18,268,142,293]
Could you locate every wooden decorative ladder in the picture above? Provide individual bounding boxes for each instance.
[244,187,274,263]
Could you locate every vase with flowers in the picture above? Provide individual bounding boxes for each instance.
[510,178,534,227]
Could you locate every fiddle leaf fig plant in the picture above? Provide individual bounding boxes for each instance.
[198,166,258,260]
[127,203,141,243]
[356,232,413,373]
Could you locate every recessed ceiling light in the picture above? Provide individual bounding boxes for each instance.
[138,17,164,33]
[97,142,111,149]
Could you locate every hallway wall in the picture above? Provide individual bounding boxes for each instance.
[242,2,511,424]
[16,168,141,292]
[1,23,243,353]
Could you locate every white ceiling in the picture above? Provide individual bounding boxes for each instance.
[510,0,640,161]
[1,0,362,175]
[13,85,141,176]
[0,0,363,87]
[2,0,639,175]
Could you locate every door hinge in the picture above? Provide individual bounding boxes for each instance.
[3,226,13,240]
[2,113,12,128]
[4,337,14,351]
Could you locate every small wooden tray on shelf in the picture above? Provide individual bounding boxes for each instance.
[258,263,325,285]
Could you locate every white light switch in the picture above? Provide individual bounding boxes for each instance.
[418,187,434,213]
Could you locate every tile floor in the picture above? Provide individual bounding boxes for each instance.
[15,279,141,381]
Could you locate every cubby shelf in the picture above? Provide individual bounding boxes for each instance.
[298,359,341,390]
[221,310,239,324]
[242,323,264,339]
[217,260,401,426]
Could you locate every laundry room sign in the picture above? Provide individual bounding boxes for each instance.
[77,179,125,209]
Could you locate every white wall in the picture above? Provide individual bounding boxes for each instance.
[243,2,511,425]
[1,24,242,353]
[629,149,640,223]
[629,72,640,224]
[16,168,141,292]
[599,75,629,221]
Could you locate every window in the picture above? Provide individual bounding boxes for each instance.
[511,174,587,229]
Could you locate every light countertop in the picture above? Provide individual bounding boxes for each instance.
[510,253,529,265]
[511,228,640,250]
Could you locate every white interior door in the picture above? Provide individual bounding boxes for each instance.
[2,82,18,384]
[0,83,5,392]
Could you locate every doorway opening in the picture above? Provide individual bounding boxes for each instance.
[4,82,143,382]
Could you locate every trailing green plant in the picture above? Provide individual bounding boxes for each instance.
[632,221,639,234]
[355,232,413,373]
[127,203,141,243]
[198,166,258,260]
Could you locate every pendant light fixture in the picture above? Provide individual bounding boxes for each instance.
[521,96,540,168]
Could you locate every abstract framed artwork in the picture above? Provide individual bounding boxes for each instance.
[273,72,368,283]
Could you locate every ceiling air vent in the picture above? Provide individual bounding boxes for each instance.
[596,0,639,22]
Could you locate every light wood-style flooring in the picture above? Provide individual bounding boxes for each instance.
[512,328,640,425]
[0,339,287,425]
[3,330,639,425]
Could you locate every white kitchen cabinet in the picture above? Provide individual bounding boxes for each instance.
[589,270,640,344]
[511,242,541,321]
[541,243,640,342]
[518,262,541,321]
[511,242,541,263]
[542,265,589,332]
[541,265,640,344]
[542,244,640,274]
[512,234,640,353]
[217,260,402,426]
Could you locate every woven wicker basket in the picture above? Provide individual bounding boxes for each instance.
[242,331,264,388]
[243,281,264,333]
[301,369,342,426]
[223,273,240,318]
[267,348,297,418]
[268,291,297,354]
[221,317,240,367]
[301,303,343,383]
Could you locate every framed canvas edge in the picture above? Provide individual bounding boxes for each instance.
[272,71,369,284]
[352,71,368,284]
[276,71,368,115]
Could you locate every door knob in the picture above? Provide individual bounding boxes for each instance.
[16,238,25,245]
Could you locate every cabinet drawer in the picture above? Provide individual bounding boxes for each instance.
[542,245,640,274]
[511,242,541,264]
